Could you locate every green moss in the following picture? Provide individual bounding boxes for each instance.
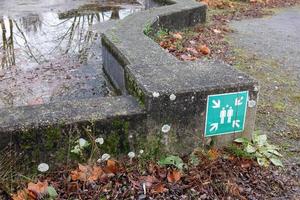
[225,144,254,159]
[137,133,166,163]
[125,71,146,106]
[144,23,154,36]
[273,101,286,112]
[100,119,131,156]
[292,93,300,103]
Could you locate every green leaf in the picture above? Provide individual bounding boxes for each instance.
[158,155,184,170]
[257,157,269,167]
[245,144,256,153]
[189,153,200,166]
[270,157,283,167]
[234,137,249,144]
[47,186,58,198]
[78,138,90,148]
[267,149,282,157]
[71,145,81,155]
[255,134,267,146]
[261,149,272,158]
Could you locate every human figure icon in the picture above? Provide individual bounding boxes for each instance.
[220,107,226,124]
[227,106,233,123]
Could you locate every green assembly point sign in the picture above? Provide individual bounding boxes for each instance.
[205,91,249,137]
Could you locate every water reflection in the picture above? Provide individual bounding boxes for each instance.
[0,17,15,68]
[0,0,144,108]
[0,2,142,69]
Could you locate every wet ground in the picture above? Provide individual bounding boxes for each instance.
[0,0,151,108]
[229,6,300,198]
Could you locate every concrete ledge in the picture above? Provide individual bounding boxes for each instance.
[101,0,259,154]
[0,96,147,170]
[0,96,145,133]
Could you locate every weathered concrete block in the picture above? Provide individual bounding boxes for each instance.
[0,96,146,169]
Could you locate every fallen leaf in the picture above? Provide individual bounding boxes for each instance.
[167,170,181,183]
[172,32,183,40]
[213,29,222,34]
[28,181,48,195]
[139,175,159,187]
[88,166,103,182]
[104,159,118,174]
[208,148,219,160]
[187,47,199,55]
[67,182,79,193]
[197,45,211,55]
[151,183,168,194]
[70,164,96,181]
[78,163,88,172]
[12,189,32,200]
[240,160,252,169]
[180,54,197,61]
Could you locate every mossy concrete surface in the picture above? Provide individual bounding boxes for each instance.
[0,96,146,171]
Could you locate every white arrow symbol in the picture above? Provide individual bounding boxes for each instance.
[210,123,218,132]
[212,100,220,108]
[232,120,240,128]
[235,97,243,106]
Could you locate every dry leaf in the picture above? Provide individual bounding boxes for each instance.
[213,29,222,34]
[88,166,103,182]
[78,163,89,173]
[240,160,252,169]
[197,45,211,55]
[70,164,103,182]
[12,189,32,200]
[104,159,118,174]
[151,183,168,194]
[180,54,197,61]
[139,175,158,187]
[28,181,48,195]
[67,182,79,193]
[187,47,199,55]
[173,32,183,40]
[167,170,181,183]
[208,148,219,160]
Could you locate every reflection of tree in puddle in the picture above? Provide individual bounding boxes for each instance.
[0,2,142,107]
[0,17,15,68]
[0,3,140,69]
[20,14,42,33]
[55,5,124,63]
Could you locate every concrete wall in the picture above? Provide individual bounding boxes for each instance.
[101,0,259,154]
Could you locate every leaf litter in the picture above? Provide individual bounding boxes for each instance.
[9,150,297,199]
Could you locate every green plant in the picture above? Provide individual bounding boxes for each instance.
[225,144,253,159]
[156,28,169,39]
[234,131,283,167]
[70,138,90,156]
[158,155,185,170]
[47,186,58,199]
[143,23,153,36]
[189,153,200,166]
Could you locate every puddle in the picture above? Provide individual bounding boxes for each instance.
[0,0,156,108]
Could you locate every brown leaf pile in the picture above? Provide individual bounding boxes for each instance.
[10,150,294,199]
[12,181,49,200]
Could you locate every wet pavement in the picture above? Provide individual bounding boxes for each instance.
[0,0,147,108]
